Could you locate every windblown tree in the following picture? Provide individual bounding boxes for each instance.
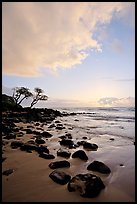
[12,87,33,106]
[30,88,48,108]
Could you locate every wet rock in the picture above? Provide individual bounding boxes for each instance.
[20,143,38,152]
[49,170,71,185]
[59,139,74,146]
[55,120,61,123]
[16,132,24,137]
[67,173,105,198]
[82,136,88,139]
[39,152,55,159]
[36,127,43,131]
[110,138,115,141]
[35,138,45,144]
[35,122,40,126]
[36,145,49,154]
[32,130,41,135]
[13,127,20,132]
[27,125,34,128]
[49,160,70,169]
[72,150,88,161]
[57,149,71,158]
[2,157,7,162]
[56,126,65,130]
[27,140,35,144]
[83,142,98,151]
[3,169,14,176]
[41,131,53,138]
[4,133,16,140]
[26,129,33,134]
[87,161,111,174]
[11,141,23,149]
[77,141,86,146]
[48,124,56,128]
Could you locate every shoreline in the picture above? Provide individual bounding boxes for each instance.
[2,108,135,202]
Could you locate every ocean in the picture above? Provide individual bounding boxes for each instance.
[55,107,135,144]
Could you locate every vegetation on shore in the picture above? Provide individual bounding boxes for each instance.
[2,87,48,111]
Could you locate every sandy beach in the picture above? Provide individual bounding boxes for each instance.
[2,109,135,202]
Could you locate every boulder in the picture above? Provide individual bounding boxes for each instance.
[87,161,111,174]
[57,149,71,158]
[41,131,53,138]
[11,141,23,149]
[39,153,55,159]
[67,173,105,198]
[35,138,45,144]
[49,160,70,169]
[83,142,98,150]
[72,150,88,161]
[36,145,49,154]
[49,170,71,185]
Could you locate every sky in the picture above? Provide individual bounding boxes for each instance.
[2,2,135,107]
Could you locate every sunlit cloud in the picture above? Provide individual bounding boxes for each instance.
[2,2,134,76]
[98,97,135,107]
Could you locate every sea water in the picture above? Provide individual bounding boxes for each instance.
[56,107,135,144]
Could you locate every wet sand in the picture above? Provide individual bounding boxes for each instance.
[2,120,135,202]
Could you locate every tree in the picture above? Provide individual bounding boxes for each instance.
[12,87,33,106]
[30,87,48,108]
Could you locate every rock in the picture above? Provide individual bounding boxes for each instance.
[39,153,55,159]
[56,126,65,130]
[3,169,14,176]
[57,149,71,158]
[35,122,40,126]
[26,129,33,134]
[2,157,7,162]
[27,125,34,128]
[11,141,23,149]
[36,145,49,154]
[82,136,88,139]
[49,160,70,169]
[13,127,20,132]
[72,150,88,161]
[67,173,105,198]
[87,161,111,174]
[83,142,98,151]
[35,138,45,144]
[41,131,53,138]
[20,143,38,152]
[59,139,74,146]
[77,141,86,146]
[55,120,61,123]
[32,130,41,135]
[49,170,71,185]
[27,140,35,144]
[48,124,56,128]
[36,127,43,131]
[16,132,24,137]
[110,138,115,141]
[4,133,16,140]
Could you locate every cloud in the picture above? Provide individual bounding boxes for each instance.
[98,97,135,107]
[2,2,134,76]
[115,78,135,82]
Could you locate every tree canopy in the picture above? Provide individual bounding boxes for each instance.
[12,87,48,108]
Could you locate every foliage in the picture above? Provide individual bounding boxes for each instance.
[30,87,48,108]
[12,87,33,106]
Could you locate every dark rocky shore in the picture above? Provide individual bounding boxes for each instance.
[2,107,111,199]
